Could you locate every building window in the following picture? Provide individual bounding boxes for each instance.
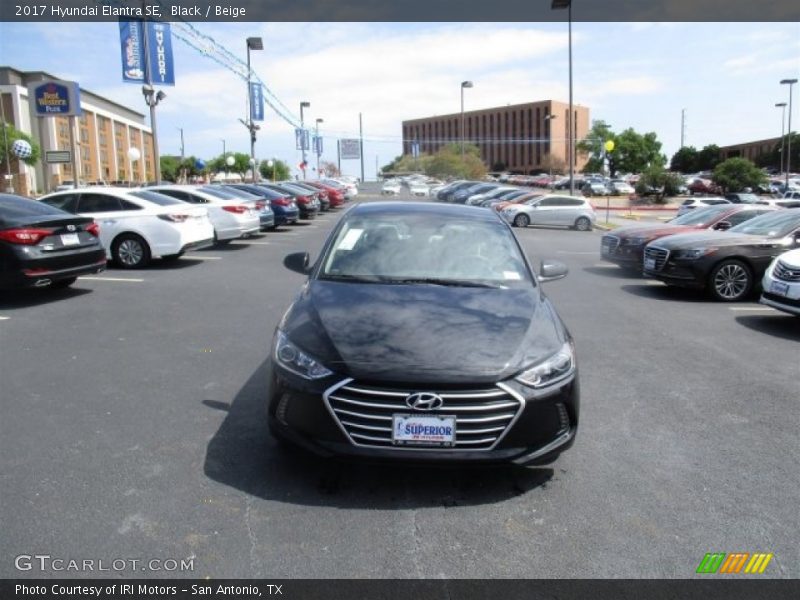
[80,129,88,143]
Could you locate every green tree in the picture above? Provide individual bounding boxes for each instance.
[712,158,766,193]
[208,152,251,178]
[259,159,290,181]
[670,146,699,173]
[577,120,664,176]
[0,123,41,166]
[424,144,486,180]
[160,155,181,182]
[635,165,685,202]
[696,144,722,171]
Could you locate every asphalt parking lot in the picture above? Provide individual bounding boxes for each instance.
[2,184,798,579]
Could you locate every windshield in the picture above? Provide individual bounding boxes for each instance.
[320,213,532,288]
[129,190,184,206]
[670,205,728,226]
[729,210,800,237]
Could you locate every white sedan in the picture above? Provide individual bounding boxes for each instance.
[381,180,402,195]
[148,185,261,244]
[409,182,430,197]
[760,248,800,316]
[676,197,730,217]
[38,187,214,268]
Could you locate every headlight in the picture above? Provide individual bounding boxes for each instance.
[625,237,650,246]
[674,247,717,260]
[274,331,333,380]
[515,342,575,389]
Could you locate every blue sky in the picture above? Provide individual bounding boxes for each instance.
[1,21,798,178]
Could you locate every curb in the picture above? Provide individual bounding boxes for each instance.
[593,222,618,231]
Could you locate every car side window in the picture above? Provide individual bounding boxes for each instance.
[119,199,143,210]
[158,189,195,203]
[725,211,758,226]
[77,193,123,213]
[43,193,79,212]
[538,198,560,207]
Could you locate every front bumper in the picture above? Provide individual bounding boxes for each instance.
[267,363,579,466]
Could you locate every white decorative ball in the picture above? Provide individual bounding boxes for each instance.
[225,156,235,167]
[128,147,141,162]
[11,139,33,159]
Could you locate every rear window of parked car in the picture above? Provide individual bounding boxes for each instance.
[129,190,184,206]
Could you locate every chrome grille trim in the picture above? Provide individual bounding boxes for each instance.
[644,246,669,271]
[774,260,800,282]
[601,235,620,253]
[322,379,526,451]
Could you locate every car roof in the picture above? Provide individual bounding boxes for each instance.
[349,201,503,222]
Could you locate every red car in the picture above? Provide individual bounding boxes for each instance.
[306,181,345,208]
[687,178,722,195]
[600,204,775,270]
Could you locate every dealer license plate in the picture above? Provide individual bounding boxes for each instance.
[60,233,80,246]
[392,414,456,447]
[644,257,656,271]
[770,281,790,297]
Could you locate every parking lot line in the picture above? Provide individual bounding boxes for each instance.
[0,316,10,320]
[78,276,144,283]
[644,280,665,286]
[592,263,617,268]
[187,256,222,260]
[728,306,776,312]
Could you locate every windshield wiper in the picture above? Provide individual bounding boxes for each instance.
[381,277,505,288]
[320,273,386,283]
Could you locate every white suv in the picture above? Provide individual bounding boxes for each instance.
[760,248,800,316]
[502,194,596,231]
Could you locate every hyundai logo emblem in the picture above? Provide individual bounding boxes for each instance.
[66,224,76,232]
[405,392,444,411]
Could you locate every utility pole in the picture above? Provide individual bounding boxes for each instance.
[178,127,185,159]
[359,112,365,183]
[337,139,341,175]
[680,109,686,149]
[140,19,163,184]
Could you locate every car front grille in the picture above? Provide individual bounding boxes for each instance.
[601,235,620,254]
[644,246,669,271]
[774,260,800,282]
[324,381,523,451]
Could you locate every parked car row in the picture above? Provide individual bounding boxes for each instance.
[433,180,597,232]
[0,178,357,288]
[601,206,800,312]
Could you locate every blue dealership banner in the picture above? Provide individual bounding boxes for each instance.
[146,21,175,85]
[119,20,175,85]
[295,128,309,151]
[119,20,145,83]
[250,83,264,121]
[313,135,323,156]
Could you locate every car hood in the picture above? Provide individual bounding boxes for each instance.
[610,223,701,239]
[648,231,778,250]
[279,281,567,384]
[775,248,800,267]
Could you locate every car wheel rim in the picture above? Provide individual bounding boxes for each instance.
[577,218,589,230]
[515,215,529,227]
[714,264,748,299]
[118,239,143,266]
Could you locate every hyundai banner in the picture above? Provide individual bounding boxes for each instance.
[119,20,145,83]
[313,135,323,156]
[119,20,175,85]
[250,83,264,122]
[295,128,310,151]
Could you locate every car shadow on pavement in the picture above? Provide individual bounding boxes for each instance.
[202,360,554,509]
[620,283,709,303]
[200,243,249,252]
[583,266,643,279]
[735,314,800,341]
[0,286,92,309]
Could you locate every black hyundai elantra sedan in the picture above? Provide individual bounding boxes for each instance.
[267,201,579,465]
[0,193,106,290]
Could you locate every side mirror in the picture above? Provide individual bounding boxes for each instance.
[538,260,569,283]
[713,221,732,231]
[284,252,311,274]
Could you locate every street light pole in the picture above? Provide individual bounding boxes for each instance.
[544,113,557,180]
[300,101,310,180]
[552,1,574,195]
[315,118,324,177]
[780,78,797,187]
[776,102,787,175]
[246,37,263,183]
[460,81,473,161]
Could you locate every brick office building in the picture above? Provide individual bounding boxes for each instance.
[402,100,590,174]
[1,66,155,196]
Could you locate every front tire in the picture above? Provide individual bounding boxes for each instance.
[575,216,592,231]
[513,213,530,228]
[708,259,752,302]
[112,234,151,269]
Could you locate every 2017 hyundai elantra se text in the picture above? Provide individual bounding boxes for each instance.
[267,202,579,465]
